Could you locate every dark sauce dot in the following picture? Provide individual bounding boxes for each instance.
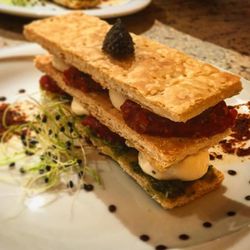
[179,234,190,240]
[0,96,6,101]
[227,170,237,176]
[9,162,15,168]
[227,211,236,216]
[83,183,94,192]
[203,222,212,228]
[18,89,26,93]
[108,204,117,213]
[139,234,150,242]
[245,195,250,201]
[155,245,168,250]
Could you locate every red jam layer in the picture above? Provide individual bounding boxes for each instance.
[82,116,124,145]
[120,100,237,138]
[40,75,65,94]
[63,67,104,93]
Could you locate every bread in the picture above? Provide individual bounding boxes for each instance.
[52,0,100,9]
[24,12,242,122]
[35,55,230,172]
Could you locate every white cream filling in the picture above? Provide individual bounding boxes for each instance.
[52,56,69,72]
[138,149,209,181]
[71,98,89,116]
[109,89,126,111]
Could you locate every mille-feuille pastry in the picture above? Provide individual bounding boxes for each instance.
[23,12,242,209]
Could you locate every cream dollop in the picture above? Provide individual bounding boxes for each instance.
[71,98,89,116]
[138,149,209,181]
[52,56,69,72]
[109,89,126,111]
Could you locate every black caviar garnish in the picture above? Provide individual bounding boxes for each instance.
[102,19,134,59]
[228,170,237,176]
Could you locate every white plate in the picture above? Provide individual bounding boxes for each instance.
[0,0,151,18]
[0,51,249,250]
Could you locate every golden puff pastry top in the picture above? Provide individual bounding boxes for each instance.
[24,12,242,122]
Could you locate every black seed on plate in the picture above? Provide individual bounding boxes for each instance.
[0,96,6,101]
[39,169,45,174]
[179,234,190,240]
[9,162,15,168]
[67,122,73,128]
[77,159,82,165]
[44,177,49,183]
[227,211,236,216]
[203,222,212,228]
[139,234,150,242]
[60,126,65,132]
[227,170,237,176]
[83,183,94,192]
[78,171,84,178]
[18,89,26,93]
[245,195,250,201]
[42,115,47,123]
[155,245,168,250]
[46,165,51,171]
[25,150,34,156]
[20,168,26,174]
[108,204,117,213]
[55,114,61,121]
[68,180,74,188]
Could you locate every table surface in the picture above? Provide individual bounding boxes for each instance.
[0,0,249,79]
[0,1,249,250]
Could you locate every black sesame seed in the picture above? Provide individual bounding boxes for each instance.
[83,183,94,192]
[67,122,73,128]
[245,195,250,201]
[9,162,15,168]
[18,89,26,93]
[179,234,190,240]
[20,168,26,174]
[139,234,150,242]
[77,159,82,165]
[228,170,237,176]
[0,96,6,101]
[55,114,61,120]
[60,126,65,132]
[46,165,51,171]
[44,177,49,183]
[68,180,74,188]
[39,169,45,174]
[155,245,168,250]
[108,204,117,213]
[25,150,34,156]
[203,222,212,228]
[48,129,53,135]
[42,115,47,123]
[227,211,236,216]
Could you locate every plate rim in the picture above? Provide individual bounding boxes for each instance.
[0,0,151,18]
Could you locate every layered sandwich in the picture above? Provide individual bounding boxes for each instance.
[24,12,242,209]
